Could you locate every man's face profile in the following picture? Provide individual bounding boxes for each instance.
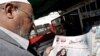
[16,3,34,37]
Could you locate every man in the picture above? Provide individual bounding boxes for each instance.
[0,0,52,56]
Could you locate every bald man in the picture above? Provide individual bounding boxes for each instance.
[0,0,52,56]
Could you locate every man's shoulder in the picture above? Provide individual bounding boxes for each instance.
[0,39,34,56]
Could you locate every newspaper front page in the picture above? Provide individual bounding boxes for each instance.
[49,35,90,56]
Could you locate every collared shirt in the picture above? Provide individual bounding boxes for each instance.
[0,27,29,49]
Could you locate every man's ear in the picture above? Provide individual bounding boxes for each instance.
[4,3,16,19]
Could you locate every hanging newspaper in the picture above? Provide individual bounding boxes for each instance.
[49,35,90,56]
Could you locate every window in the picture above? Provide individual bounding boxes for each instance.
[96,0,100,9]
[80,7,83,12]
[90,2,96,10]
[82,6,86,12]
[86,4,90,11]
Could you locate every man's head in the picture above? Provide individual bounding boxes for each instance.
[0,0,34,37]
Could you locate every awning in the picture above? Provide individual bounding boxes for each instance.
[28,0,84,19]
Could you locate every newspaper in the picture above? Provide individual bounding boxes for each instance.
[48,25,100,56]
[91,26,100,56]
[49,35,90,56]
